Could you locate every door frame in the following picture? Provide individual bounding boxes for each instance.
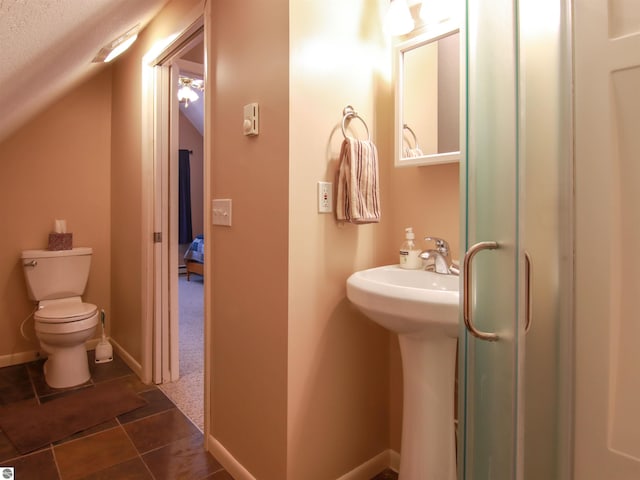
[573,0,640,477]
[144,18,204,384]
[140,8,210,443]
[155,38,205,385]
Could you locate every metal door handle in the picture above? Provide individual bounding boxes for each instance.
[524,251,532,333]
[463,241,499,341]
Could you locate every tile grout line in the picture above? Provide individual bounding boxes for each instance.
[46,394,175,452]
[25,362,42,406]
[50,444,64,480]
[118,408,220,479]
[118,421,158,480]
[118,405,189,452]
[157,387,204,433]
[1,355,225,479]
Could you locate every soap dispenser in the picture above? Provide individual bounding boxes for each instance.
[399,227,422,269]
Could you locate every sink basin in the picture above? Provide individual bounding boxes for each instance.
[346,265,460,480]
[346,265,458,337]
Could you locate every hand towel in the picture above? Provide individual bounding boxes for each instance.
[403,146,424,158]
[336,137,381,224]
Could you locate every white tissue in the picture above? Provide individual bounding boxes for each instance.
[54,219,67,234]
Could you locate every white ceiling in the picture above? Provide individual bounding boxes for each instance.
[179,90,205,136]
[0,0,169,142]
[177,54,205,136]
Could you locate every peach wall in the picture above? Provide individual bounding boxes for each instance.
[288,1,394,478]
[0,69,112,361]
[208,1,289,478]
[387,164,460,261]
[110,52,143,360]
[289,2,460,473]
[110,0,203,363]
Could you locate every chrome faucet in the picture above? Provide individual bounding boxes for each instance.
[420,237,459,275]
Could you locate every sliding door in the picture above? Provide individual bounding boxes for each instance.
[459,0,523,478]
[459,0,573,478]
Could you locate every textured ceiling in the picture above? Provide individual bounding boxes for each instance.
[0,0,169,142]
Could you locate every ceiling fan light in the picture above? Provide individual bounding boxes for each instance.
[178,85,199,107]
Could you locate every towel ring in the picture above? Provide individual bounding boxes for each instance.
[403,124,420,149]
[341,105,371,141]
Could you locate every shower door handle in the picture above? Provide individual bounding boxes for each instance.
[463,241,499,341]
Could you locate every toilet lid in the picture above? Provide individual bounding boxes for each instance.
[35,302,98,324]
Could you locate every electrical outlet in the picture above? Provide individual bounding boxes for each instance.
[318,181,332,213]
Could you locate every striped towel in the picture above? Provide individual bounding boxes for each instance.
[336,137,381,224]
[403,146,424,158]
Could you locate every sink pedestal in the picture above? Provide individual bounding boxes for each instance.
[397,333,457,480]
[345,265,459,480]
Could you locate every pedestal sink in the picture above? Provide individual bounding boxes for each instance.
[346,265,459,480]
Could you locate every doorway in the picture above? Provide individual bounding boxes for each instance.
[146,23,205,431]
[157,37,205,430]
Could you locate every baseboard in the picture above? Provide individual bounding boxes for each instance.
[207,434,256,480]
[0,338,143,380]
[389,450,400,472]
[336,449,399,480]
[0,338,107,368]
[0,349,42,368]
[203,440,399,480]
[109,338,144,380]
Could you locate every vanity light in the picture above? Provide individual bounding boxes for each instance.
[419,0,452,24]
[385,0,415,36]
[93,25,140,63]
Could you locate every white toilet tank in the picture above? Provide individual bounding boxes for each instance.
[21,247,92,301]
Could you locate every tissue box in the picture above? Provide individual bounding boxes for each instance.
[48,233,73,251]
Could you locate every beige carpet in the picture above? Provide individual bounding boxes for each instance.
[159,274,204,430]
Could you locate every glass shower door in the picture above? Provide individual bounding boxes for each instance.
[459,0,524,478]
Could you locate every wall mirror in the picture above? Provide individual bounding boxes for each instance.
[395,23,461,167]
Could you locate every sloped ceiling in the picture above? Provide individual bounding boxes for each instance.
[177,42,205,136]
[0,0,169,142]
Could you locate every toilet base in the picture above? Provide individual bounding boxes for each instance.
[42,343,91,389]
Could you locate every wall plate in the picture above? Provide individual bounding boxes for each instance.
[212,199,232,226]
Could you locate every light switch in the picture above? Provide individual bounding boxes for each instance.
[212,199,232,226]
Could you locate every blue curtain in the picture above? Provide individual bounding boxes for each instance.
[178,149,193,244]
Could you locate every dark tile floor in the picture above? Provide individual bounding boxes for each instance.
[371,468,398,480]
[0,351,232,480]
[0,351,398,480]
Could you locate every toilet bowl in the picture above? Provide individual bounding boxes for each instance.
[34,299,99,388]
[21,247,99,389]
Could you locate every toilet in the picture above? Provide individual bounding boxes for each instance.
[21,247,99,389]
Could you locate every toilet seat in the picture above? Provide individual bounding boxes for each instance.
[34,302,99,335]
[35,302,97,324]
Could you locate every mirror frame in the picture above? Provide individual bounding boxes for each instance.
[394,21,461,167]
